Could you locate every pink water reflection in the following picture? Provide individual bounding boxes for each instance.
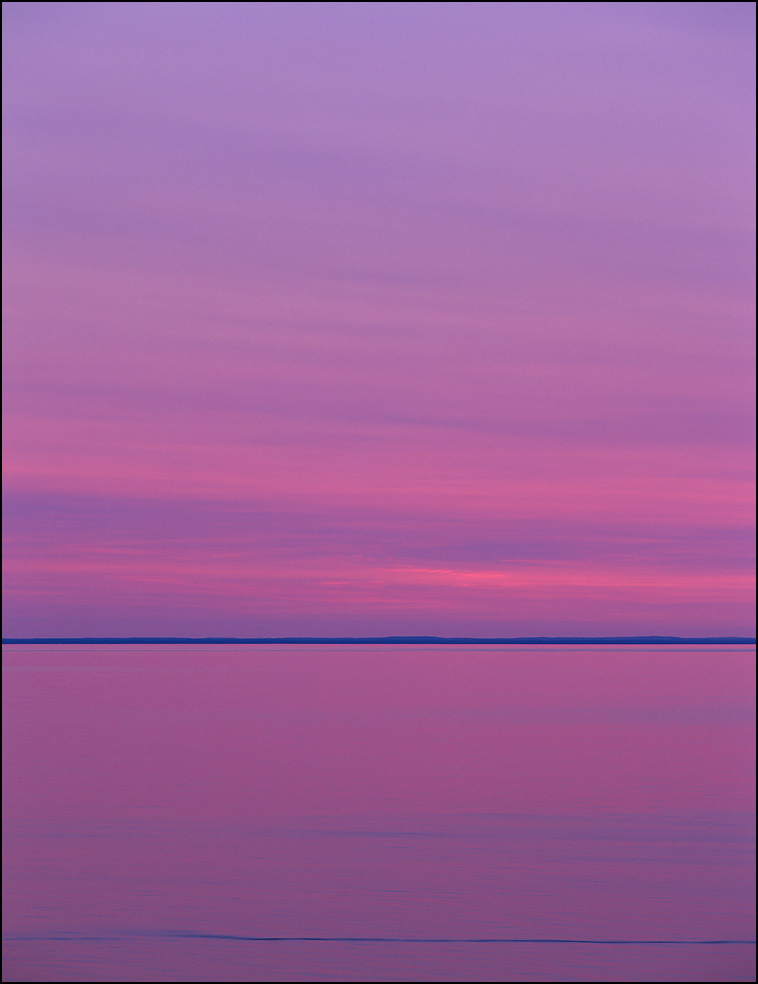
[3,644,755,981]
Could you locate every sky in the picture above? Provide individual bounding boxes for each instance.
[2,1,755,637]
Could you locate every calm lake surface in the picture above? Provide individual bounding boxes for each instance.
[3,643,755,982]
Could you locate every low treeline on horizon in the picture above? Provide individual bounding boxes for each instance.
[2,636,754,645]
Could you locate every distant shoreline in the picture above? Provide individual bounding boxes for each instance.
[2,636,755,645]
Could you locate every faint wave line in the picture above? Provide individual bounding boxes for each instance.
[5,932,756,945]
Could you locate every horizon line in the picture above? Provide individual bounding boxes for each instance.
[3,635,755,645]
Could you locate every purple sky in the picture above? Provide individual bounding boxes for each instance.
[3,1,755,636]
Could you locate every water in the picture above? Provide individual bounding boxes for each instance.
[3,643,755,982]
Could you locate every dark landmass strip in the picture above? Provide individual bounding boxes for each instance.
[2,636,755,645]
